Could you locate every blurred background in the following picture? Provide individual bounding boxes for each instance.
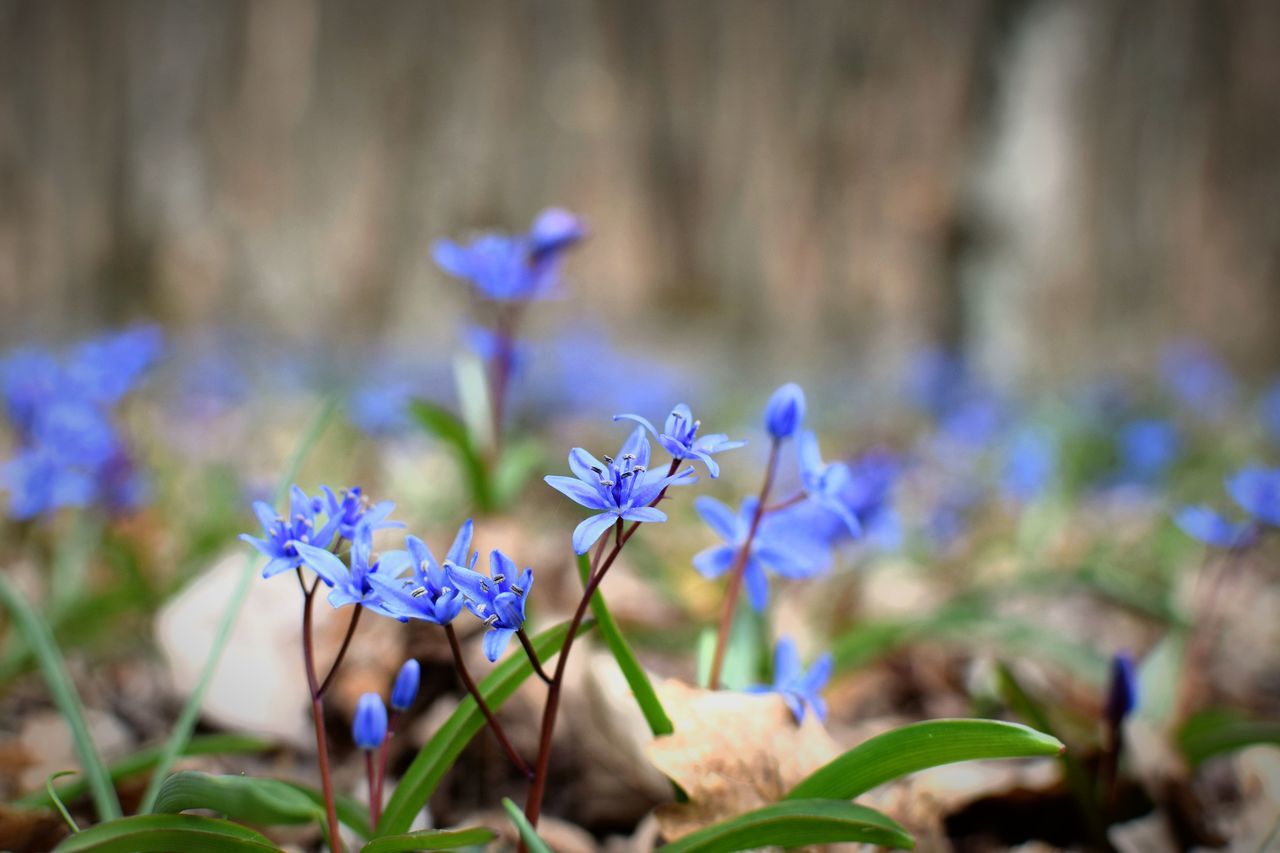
[2,0,1279,389]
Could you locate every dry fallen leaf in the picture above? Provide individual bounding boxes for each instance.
[644,679,841,842]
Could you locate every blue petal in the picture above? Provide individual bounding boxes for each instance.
[1173,505,1254,548]
[261,555,298,579]
[1226,467,1280,526]
[773,637,802,683]
[620,506,666,524]
[483,628,516,662]
[545,475,607,509]
[692,545,736,579]
[743,557,770,612]
[694,496,739,543]
[690,449,720,479]
[239,533,274,557]
[432,239,473,279]
[613,413,658,437]
[292,541,351,587]
[377,549,413,579]
[756,543,822,579]
[446,519,474,567]
[620,426,651,470]
[327,584,365,609]
[568,448,608,484]
[251,501,278,532]
[572,512,618,555]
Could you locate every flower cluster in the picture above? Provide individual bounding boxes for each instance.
[1174,465,1280,548]
[243,488,536,661]
[0,326,163,519]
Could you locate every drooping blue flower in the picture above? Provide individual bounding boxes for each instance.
[544,426,696,554]
[432,208,586,301]
[320,486,402,541]
[353,692,388,750]
[746,637,832,724]
[1001,428,1057,503]
[764,383,806,440]
[240,486,342,579]
[692,496,820,612]
[367,523,476,625]
[613,403,744,478]
[1173,505,1256,549]
[449,550,534,662]
[1226,466,1280,527]
[796,430,861,537]
[1104,651,1138,728]
[391,659,421,712]
[292,525,410,613]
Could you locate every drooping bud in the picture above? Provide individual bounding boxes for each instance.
[352,693,388,750]
[764,383,806,439]
[1104,651,1138,729]
[391,659,421,712]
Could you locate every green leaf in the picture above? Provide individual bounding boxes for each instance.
[657,799,915,852]
[51,814,281,852]
[1178,709,1280,767]
[410,400,493,511]
[493,439,544,507]
[152,771,322,826]
[361,827,496,852]
[15,734,274,810]
[46,772,81,834]
[0,576,121,821]
[376,619,593,836]
[284,782,373,839]
[502,798,553,853]
[138,397,337,814]
[786,719,1064,801]
[576,553,674,736]
[695,604,763,690]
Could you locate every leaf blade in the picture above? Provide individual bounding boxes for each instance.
[502,798,553,853]
[51,814,281,852]
[361,827,496,852]
[151,771,321,826]
[657,799,914,852]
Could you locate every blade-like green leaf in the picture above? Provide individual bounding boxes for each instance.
[152,771,321,826]
[284,781,373,839]
[0,576,121,821]
[410,400,493,511]
[52,814,281,852]
[502,798,553,853]
[577,553,673,736]
[15,734,273,810]
[139,396,337,814]
[786,719,1063,801]
[1178,709,1280,767]
[376,619,592,836]
[657,799,914,852]
[493,438,544,508]
[361,826,496,852]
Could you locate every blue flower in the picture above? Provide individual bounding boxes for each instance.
[1,448,95,520]
[240,486,341,579]
[292,525,410,613]
[1173,505,1256,549]
[764,383,806,439]
[692,496,819,611]
[449,550,534,661]
[1104,652,1138,728]
[1226,466,1280,527]
[613,403,744,478]
[432,208,586,301]
[1160,341,1235,418]
[796,430,862,537]
[1001,428,1057,503]
[544,426,696,554]
[366,523,476,625]
[320,486,402,541]
[747,637,832,724]
[65,326,164,405]
[1117,418,1180,482]
[353,692,388,750]
[391,659,420,712]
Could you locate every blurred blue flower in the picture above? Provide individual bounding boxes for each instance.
[1104,651,1138,728]
[1173,505,1256,549]
[1160,341,1236,418]
[614,403,744,478]
[1001,428,1057,502]
[432,208,586,301]
[795,430,861,536]
[692,495,821,611]
[368,523,476,625]
[353,693,388,750]
[746,637,831,724]
[320,486,402,541]
[1116,418,1179,483]
[391,659,421,712]
[545,426,696,554]
[292,525,410,613]
[1226,466,1280,527]
[449,550,534,661]
[241,486,342,579]
[65,326,164,404]
[464,325,530,374]
[764,383,806,440]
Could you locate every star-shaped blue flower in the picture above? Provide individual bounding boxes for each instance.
[240,486,342,579]
[292,525,409,614]
[747,637,832,724]
[320,485,402,541]
[796,430,862,537]
[449,550,534,661]
[692,495,818,611]
[545,426,696,554]
[432,208,586,302]
[613,403,744,478]
[368,522,477,625]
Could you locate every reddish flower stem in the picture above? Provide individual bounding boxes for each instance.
[443,622,531,777]
[317,604,363,698]
[299,573,344,853]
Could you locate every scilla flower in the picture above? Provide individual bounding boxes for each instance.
[432,208,586,302]
[320,486,402,541]
[292,525,409,613]
[368,524,476,625]
[764,383,806,439]
[693,496,819,611]
[391,660,421,712]
[352,693,388,750]
[1173,505,1256,549]
[544,426,695,554]
[796,430,862,537]
[747,637,832,724]
[449,550,534,662]
[613,403,744,478]
[1226,466,1280,527]
[241,486,341,579]
[1104,652,1138,730]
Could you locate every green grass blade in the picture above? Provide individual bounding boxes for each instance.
[284,782,373,839]
[137,396,337,814]
[409,400,493,511]
[46,772,81,833]
[576,553,673,736]
[376,619,592,836]
[15,734,273,809]
[1178,709,1280,767]
[0,576,121,821]
[786,719,1064,801]
[657,799,915,852]
[501,798,553,853]
[152,771,322,826]
[362,826,497,852]
[51,814,281,852]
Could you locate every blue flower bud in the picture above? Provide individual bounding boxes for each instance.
[391,659,421,712]
[1104,652,1138,728]
[764,383,806,439]
[352,693,387,750]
